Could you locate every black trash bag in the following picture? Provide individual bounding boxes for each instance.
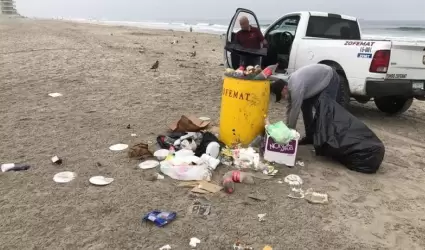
[195,132,225,157]
[312,92,385,174]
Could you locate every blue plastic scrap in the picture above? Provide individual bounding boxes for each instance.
[142,210,177,227]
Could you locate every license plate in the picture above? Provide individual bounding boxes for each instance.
[413,81,424,90]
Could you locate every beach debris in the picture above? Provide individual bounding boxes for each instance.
[138,160,160,169]
[304,188,329,204]
[171,39,179,44]
[190,51,196,57]
[89,176,114,186]
[263,246,273,250]
[1,163,31,172]
[222,171,255,194]
[48,93,63,97]
[51,156,63,165]
[296,160,305,167]
[53,171,76,183]
[142,210,177,227]
[150,60,159,71]
[168,115,210,132]
[284,174,304,199]
[138,50,145,54]
[154,149,169,161]
[131,133,137,137]
[96,162,102,167]
[109,143,128,151]
[189,199,211,216]
[126,124,131,129]
[128,142,153,159]
[189,237,201,248]
[198,116,211,122]
[248,194,268,201]
[157,173,165,180]
[258,213,267,222]
[159,245,171,250]
[233,240,253,250]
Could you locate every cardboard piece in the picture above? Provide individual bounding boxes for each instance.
[263,134,298,167]
[169,115,210,132]
[197,181,223,193]
[190,187,210,194]
[178,181,200,187]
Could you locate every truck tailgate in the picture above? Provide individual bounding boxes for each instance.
[386,41,425,80]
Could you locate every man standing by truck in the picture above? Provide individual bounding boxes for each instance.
[276,64,340,145]
[235,16,267,67]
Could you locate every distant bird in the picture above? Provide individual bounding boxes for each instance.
[150,60,159,71]
[190,51,196,57]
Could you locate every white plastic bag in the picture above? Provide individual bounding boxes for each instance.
[160,161,211,181]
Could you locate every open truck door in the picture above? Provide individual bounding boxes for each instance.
[224,8,262,69]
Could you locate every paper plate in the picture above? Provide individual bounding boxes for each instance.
[109,144,128,151]
[199,116,211,121]
[154,149,169,160]
[138,160,160,169]
[53,171,76,183]
[89,176,114,186]
[48,93,63,97]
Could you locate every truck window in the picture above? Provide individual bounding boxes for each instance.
[268,16,300,36]
[306,16,360,39]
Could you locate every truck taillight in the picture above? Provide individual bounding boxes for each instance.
[369,50,391,73]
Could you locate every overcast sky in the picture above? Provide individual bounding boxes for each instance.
[16,0,425,21]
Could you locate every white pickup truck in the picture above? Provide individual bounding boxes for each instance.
[224,8,425,114]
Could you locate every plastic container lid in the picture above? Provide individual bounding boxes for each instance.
[154,149,169,160]
[89,176,114,186]
[109,144,128,151]
[53,171,76,183]
[206,142,220,158]
[139,160,160,169]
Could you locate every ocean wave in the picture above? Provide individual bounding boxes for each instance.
[385,26,425,32]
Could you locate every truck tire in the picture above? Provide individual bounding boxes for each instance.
[336,72,350,108]
[354,96,371,104]
[374,96,413,115]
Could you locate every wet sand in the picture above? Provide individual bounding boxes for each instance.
[1,19,425,250]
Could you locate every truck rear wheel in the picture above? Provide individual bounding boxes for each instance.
[374,96,413,115]
[336,72,350,108]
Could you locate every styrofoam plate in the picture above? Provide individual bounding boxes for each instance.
[138,160,160,169]
[53,171,76,183]
[89,176,114,186]
[109,144,128,151]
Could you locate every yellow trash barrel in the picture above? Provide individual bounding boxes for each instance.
[219,76,270,146]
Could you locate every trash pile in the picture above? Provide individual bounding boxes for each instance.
[224,64,278,80]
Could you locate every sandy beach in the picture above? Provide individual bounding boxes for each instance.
[1,18,425,250]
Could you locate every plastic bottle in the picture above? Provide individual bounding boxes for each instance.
[222,170,255,193]
[253,64,279,80]
[1,163,31,172]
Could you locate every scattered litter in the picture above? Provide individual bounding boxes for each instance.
[233,240,253,250]
[222,171,254,194]
[296,161,305,167]
[258,213,266,222]
[128,143,153,159]
[131,133,137,137]
[51,156,62,165]
[261,164,278,176]
[142,210,177,227]
[1,163,31,172]
[189,199,211,216]
[48,93,63,97]
[154,149,169,160]
[53,171,76,183]
[198,116,211,121]
[156,173,165,180]
[205,142,220,158]
[304,188,329,204]
[89,176,114,186]
[109,144,128,151]
[126,124,131,129]
[159,244,171,250]
[168,115,210,132]
[194,180,222,193]
[248,194,268,201]
[139,160,160,169]
[284,174,304,199]
[277,180,283,184]
[189,237,201,248]
[232,147,260,169]
[263,245,273,250]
